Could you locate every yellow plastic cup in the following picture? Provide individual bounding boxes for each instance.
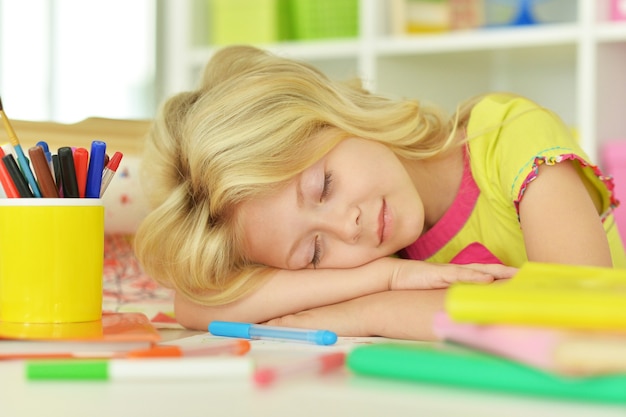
[0,199,104,323]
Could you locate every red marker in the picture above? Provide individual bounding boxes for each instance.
[100,151,123,197]
[73,147,89,198]
[0,147,20,198]
[253,351,346,388]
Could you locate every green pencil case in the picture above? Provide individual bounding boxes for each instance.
[347,343,626,404]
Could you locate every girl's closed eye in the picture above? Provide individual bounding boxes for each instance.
[311,235,322,268]
[320,171,333,201]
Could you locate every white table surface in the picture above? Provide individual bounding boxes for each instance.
[1,329,624,417]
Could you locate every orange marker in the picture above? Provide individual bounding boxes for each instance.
[73,147,89,198]
[126,339,251,358]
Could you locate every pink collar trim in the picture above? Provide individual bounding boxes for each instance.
[400,148,480,260]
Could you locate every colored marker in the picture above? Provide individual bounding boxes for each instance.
[0,97,41,197]
[52,154,63,196]
[253,352,346,388]
[127,340,251,358]
[58,147,79,198]
[347,343,626,404]
[28,146,59,198]
[99,151,123,197]
[85,140,106,198]
[36,140,54,174]
[2,340,251,361]
[2,153,33,197]
[0,147,19,198]
[73,147,89,198]
[26,357,254,381]
[209,321,338,346]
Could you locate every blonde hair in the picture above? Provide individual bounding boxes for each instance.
[134,45,472,306]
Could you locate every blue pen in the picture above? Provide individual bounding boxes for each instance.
[85,140,106,198]
[209,321,338,346]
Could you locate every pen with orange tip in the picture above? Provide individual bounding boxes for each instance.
[126,339,251,358]
[0,96,41,197]
[2,340,251,361]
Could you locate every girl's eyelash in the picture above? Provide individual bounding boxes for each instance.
[320,171,333,200]
[311,236,321,269]
[311,171,332,267]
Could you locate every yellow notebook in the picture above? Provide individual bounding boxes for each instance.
[446,262,626,330]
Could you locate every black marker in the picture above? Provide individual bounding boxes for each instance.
[58,147,79,198]
[2,153,33,197]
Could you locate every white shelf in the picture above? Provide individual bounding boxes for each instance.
[161,0,626,162]
[595,21,626,42]
[374,24,580,55]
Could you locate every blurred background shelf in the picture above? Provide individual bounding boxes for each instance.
[160,0,626,163]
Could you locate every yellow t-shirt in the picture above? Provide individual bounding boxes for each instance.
[400,94,626,268]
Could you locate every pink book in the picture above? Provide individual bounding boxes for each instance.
[433,311,626,376]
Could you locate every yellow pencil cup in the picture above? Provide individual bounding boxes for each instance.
[0,199,104,323]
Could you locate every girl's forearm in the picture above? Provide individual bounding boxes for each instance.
[360,290,447,340]
[173,257,514,331]
[264,290,448,341]
[174,259,394,330]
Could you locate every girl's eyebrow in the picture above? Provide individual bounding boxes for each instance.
[296,173,304,209]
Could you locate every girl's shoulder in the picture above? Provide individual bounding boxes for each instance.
[467,92,578,158]
[469,93,548,125]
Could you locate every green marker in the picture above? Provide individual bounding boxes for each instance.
[347,343,626,404]
[26,357,253,381]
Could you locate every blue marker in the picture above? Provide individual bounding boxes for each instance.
[85,140,106,198]
[209,321,337,346]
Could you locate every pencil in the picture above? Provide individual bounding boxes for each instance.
[28,146,59,198]
[2,153,33,197]
[0,96,41,197]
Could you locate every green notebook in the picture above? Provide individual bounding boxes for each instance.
[347,343,626,404]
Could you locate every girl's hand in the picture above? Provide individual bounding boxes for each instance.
[381,258,517,290]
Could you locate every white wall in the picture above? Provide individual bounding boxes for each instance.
[0,0,157,123]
